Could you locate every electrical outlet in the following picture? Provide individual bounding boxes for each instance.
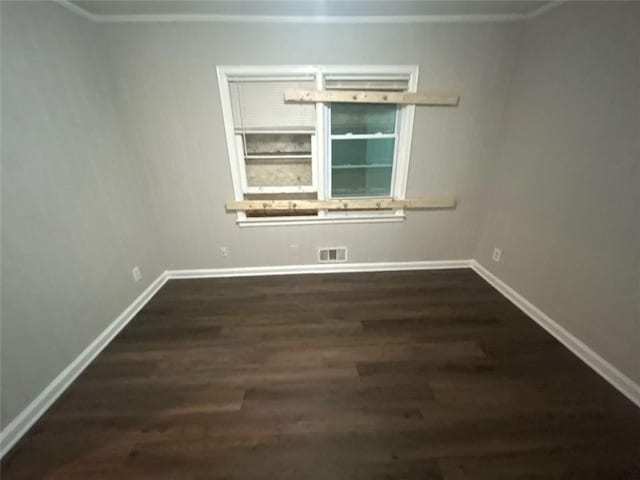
[220,246,229,257]
[289,244,300,257]
[132,266,141,282]
[492,248,502,262]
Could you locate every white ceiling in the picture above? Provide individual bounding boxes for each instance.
[65,0,561,22]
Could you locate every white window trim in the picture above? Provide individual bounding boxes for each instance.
[217,65,419,226]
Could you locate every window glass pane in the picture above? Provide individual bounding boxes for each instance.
[332,166,392,197]
[331,104,397,135]
[246,159,312,187]
[331,138,394,196]
[331,138,394,167]
[245,134,311,155]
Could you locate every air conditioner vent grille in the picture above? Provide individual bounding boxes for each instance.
[318,247,347,263]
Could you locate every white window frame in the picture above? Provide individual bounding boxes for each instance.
[217,65,419,227]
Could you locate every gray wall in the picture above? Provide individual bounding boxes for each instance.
[103,21,521,269]
[475,2,640,385]
[0,2,166,428]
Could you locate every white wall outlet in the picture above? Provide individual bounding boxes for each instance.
[492,247,502,262]
[220,246,229,257]
[132,266,141,282]
[289,244,300,257]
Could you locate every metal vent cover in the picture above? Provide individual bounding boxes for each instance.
[318,247,347,263]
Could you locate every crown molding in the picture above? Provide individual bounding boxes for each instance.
[523,0,566,19]
[53,0,97,21]
[53,0,565,24]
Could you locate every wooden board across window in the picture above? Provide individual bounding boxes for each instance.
[226,196,456,212]
[284,89,459,106]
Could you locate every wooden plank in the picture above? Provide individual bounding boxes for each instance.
[284,89,459,106]
[226,196,456,212]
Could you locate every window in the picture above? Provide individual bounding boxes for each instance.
[217,66,418,225]
[330,103,398,198]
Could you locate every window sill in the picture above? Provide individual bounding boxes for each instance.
[236,211,406,227]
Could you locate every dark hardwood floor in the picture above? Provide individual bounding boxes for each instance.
[2,269,640,479]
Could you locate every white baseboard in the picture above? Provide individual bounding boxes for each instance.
[166,259,473,279]
[471,260,640,408]
[0,272,169,459]
[3,258,638,460]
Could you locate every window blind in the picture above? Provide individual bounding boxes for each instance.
[230,80,316,132]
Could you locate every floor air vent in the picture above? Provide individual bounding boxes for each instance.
[318,247,347,263]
